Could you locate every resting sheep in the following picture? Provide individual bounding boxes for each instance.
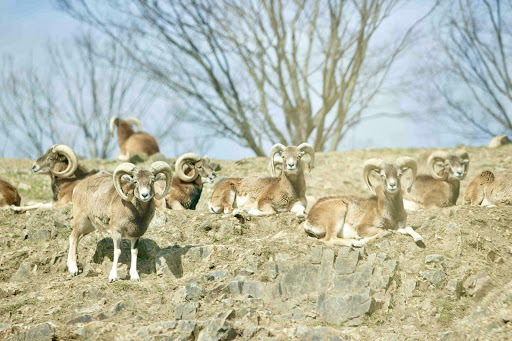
[209,143,314,217]
[463,171,512,206]
[67,161,172,282]
[159,153,217,210]
[110,115,160,160]
[402,150,469,210]
[304,157,424,247]
[26,144,99,209]
[0,179,21,207]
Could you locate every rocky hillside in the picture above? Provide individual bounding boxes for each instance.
[1,146,511,340]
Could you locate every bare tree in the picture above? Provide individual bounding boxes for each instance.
[48,33,158,158]
[424,0,512,140]
[58,0,437,155]
[0,57,64,157]
[0,34,161,158]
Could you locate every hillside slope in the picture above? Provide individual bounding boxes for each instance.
[1,146,511,340]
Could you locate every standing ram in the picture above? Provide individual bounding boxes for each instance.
[110,115,160,160]
[209,143,314,217]
[402,150,469,210]
[159,153,217,210]
[67,161,172,282]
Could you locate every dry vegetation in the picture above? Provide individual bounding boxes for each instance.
[0,146,511,340]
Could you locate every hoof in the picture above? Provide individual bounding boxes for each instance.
[415,239,426,248]
[351,239,366,248]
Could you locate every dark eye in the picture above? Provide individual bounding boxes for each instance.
[47,157,53,161]
[198,166,203,169]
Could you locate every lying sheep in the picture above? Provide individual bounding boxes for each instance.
[28,144,99,209]
[0,179,21,207]
[402,150,469,210]
[304,157,424,247]
[160,153,217,210]
[67,161,172,282]
[464,171,512,206]
[109,115,160,160]
[209,143,314,217]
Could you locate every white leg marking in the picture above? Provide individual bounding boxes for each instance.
[481,197,496,207]
[130,250,139,281]
[304,221,325,238]
[67,235,78,276]
[351,238,367,248]
[403,199,421,211]
[342,223,358,239]
[232,209,243,216]
[109,248,121,282]
[397,226,424,244]
[290,204,306,218]
[247,208,263,216]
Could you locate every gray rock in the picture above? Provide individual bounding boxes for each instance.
[200,221,215,231]
[402,279,417,298]
[334,248,361,274]
[230,277,244,295]
[10,261,32,282]
[136,321,177,337]
[317,293,376,325]
[74,321,107,338]
[27,229,51,241]
[204,270,229,281]
[67,314,93,324]
[425,254,445,264]
[309,245,323,264]
[268,260,278,280]
[184,281,205,301]
[421,269,447,287]
[488,135,510,148]
[370,267,392,291]
[112,300,126,314]
[155,246,184,279]
[197,310,236,341]
[296,326,330,340]
[278,262,319,298]
[245,255,259,274]
[445,279,464,298]
[175,320,198,340]
[14,322,56,341]
[241,280,280,302]
[175,302,199,320]
[463,272,492,298]
[333,264,373,295]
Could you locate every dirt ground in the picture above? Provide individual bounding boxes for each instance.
[0,145,511,340]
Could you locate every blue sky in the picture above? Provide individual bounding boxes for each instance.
[0,0,469,160]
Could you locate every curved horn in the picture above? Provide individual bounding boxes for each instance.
[456,149,470,176]
[50,145,78,177]
[427,151,449,180]
[175,153,201,182]
[109,115,120,137]
[113,162,136,201]
[363,158,385,195]
[395,156,417,193]
[150,161,173,200]
[270,143,286,173]
[297,143,315,172]
[125,117,142,132]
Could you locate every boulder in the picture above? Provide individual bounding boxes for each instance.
[488,135,510,148]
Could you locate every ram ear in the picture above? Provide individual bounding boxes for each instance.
[155,173,166,181]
